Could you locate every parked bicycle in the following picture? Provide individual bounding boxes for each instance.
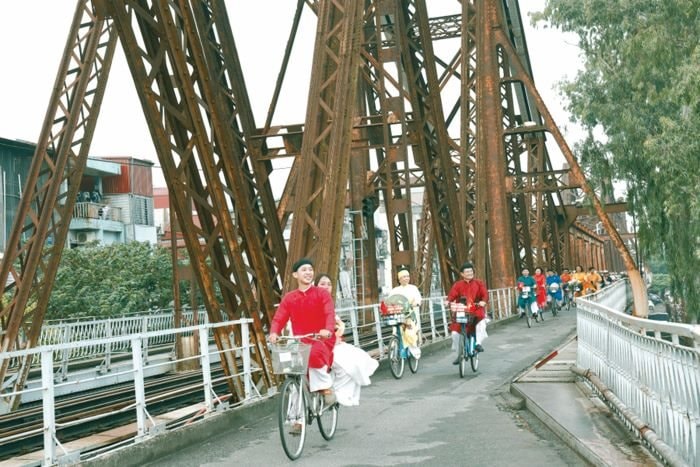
[450,302,479,376]
[380,295,420,379]
[270,334,339,460]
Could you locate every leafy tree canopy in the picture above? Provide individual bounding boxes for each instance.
[533,0,700,321]
[47,242,176,320]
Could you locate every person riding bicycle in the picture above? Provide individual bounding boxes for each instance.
[315,273,378,407]
[585,267,602,295]
[516,267,537,317]
[571,265,587,297]
[389,267,422,349]
[545,268,563,309]
[269,258,337,406]
[560,268,572,299]
[533,266,547,312]
[447,262,488,364]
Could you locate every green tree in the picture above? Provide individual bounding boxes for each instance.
[534,0,700,321]
[48,242,176,319]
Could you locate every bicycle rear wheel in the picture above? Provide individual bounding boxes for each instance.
[278,378,307,460]
[317,394,338,440]
[388,336,405,379]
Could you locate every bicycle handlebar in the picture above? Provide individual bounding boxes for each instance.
[275,333,320,341]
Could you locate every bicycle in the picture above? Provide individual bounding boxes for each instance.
[450,303,479,376]
[270,334,339,460]
[561,283,572,311]
[518,285,542,328]
[567,280,582,308]
[380,295,420,379]
[546,282,561,317]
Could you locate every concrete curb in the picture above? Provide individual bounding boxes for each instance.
[79,397,277,467]
[510,382,610,467]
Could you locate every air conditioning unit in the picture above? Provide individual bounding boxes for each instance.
[76,232,88,243]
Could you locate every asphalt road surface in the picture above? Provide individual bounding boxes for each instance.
[149,310,588,466]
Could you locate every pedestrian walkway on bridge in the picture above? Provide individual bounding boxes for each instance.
[73,310,659,467]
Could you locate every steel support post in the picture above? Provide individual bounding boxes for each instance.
[131,338,147,440]
[199,326,214,412]
[241,321,252,402]
[41,350,57,465]
[476,0,515,288]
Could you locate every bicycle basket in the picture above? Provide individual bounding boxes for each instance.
[382,313,404,326]
[450,302,471,323]
[270,342,311,375]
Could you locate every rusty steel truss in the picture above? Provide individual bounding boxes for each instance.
[0,0,643,411]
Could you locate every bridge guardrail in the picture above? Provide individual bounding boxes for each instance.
[576,281,700,466]
[0,287,519,464]
[0,319,257,466]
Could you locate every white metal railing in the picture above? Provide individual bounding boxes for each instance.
[27,289,517,372]
[0,289,519,462]
[576,281,700,466]
[12,310,208,375]
[0,319,257,466]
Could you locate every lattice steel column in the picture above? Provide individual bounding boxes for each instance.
[286,0,365,282]
[106,0,273,396]
[0,1,117,411]
[398,0,468,290]
[190,1,288,325]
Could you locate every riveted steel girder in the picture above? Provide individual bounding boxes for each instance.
[105,0,273,397]
[0,0,117,410]
[477,0,646,315]
[361,0,419,280]
[396,0,468,291]
[189,1,287,325]
[285,0,365,283]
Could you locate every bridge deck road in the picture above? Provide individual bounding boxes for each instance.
[149,311,588,467]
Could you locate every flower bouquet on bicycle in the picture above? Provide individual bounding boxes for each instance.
[269,334,339,460]
[380,294,420,379]
[449,300,482,376]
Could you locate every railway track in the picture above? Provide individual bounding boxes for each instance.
[1,317,447,462]
[0,367,228,461]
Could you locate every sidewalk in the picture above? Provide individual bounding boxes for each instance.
[511,336,661,466]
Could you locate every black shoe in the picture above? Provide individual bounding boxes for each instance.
[519,312,524,319]
[475,344,484,353]
[452,357,460,365]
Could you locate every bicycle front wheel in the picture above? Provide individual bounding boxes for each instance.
[458,334,466,378]
[278,378,307,460]
[388,336,405,379]
[470,351,479,372]
[408,351,419,374]
[317,394,338,440]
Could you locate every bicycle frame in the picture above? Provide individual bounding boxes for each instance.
[459,319,477,357]
[391,323,411,359]
[456,314,480,375]
[273,334,339,460]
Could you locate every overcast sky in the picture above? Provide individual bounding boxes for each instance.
[0,1,582,188]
